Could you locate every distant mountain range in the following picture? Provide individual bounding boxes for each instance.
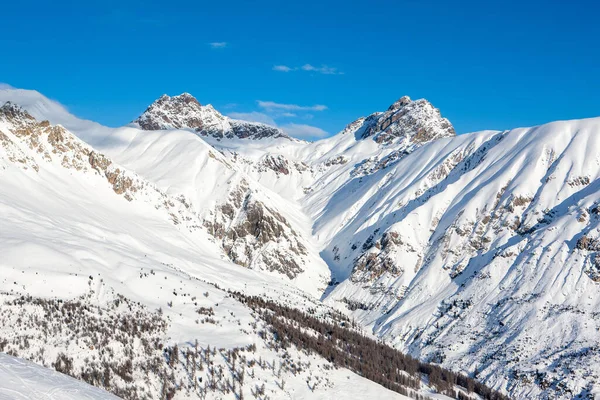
[1,85,600,399]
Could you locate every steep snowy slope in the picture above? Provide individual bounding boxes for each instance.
[0,353,119,400]
[321,118,600,399]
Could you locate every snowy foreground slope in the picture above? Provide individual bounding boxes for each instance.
[0,353,119,400]
[1,86,599,399]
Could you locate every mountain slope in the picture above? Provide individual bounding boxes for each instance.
[324,117,600,399]
[172,93,600,399]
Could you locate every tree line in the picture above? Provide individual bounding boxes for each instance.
[230,291,510,400]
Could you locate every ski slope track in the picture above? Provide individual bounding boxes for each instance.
[1,86,600,399]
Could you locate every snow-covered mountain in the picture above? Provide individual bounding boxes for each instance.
[2,86,599,399]
[0,93,424,399]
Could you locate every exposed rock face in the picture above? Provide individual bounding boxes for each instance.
[133,93,290,140]
[230,119,283,140]
[259,154,290,175]
[352,231,405,283]
[0,102,89,171]
[204,180,308,279]
[360,96,455,144]
[324,155,348,167]
[134,93,206,131]
[0,101,34,121]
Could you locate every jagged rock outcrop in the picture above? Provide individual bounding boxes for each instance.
[360,96,455,144]
[133,93,290,140]
[204,179,308,279]
[351,231,405,283]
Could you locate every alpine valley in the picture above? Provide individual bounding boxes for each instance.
[1,86,600,400]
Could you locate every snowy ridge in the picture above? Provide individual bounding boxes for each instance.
[0,102,211,236]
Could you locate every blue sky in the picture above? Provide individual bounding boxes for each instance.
[1,0,598,139]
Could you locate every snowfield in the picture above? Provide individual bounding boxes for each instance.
[0,353,118,399]
[1,86,599,399]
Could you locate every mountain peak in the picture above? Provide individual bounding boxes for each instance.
[0,101,28,115]
[132,93,291,141]
[361,96,455,144]
[150,92,202,111]
[132,92,211,132]
[171,92,201,106]
[0,101,34,120]
[387,95,412,112]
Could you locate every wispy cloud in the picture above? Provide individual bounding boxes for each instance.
[280,123,329,139]
[228,112,276,126]
[272,65,294,72]
[301,64,342,75]
[272,63,342,75]
[208,42,227,49]
[258,100,327,112]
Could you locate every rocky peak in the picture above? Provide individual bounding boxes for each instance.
[361,96,455,145]
[0,101,35,122]
[387,96,412,112]
[133,93,291,141]
[157,92,200,104]
[174,92,200,106]
[132,93,208,132]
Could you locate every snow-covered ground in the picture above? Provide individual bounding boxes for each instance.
[0,353,118,399]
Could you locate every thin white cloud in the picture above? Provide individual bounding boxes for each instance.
[227,112,276,126]
[273,64,343,75]
[280,123,329,139]
[272,65,295,72]
[301,64,341,75]
[280,112,297,117]
[258,100,327,112]
[208,42,227,49]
